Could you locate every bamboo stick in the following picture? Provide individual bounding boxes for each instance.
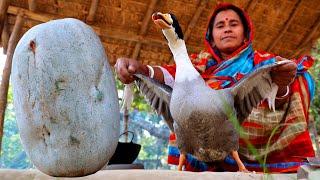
[184,0,207,42]
[1,18,9,54]
[267,0,302,52]
[8,6,57,22]
[6,5,202,53]
[28,0,37,12]
[86,0,99,24]
[131,0,159,59]
[0,13,25,154]
[291,15,320,58]
[169,0,207,62]
[0,0,10,37]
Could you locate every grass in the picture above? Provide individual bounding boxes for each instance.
[223,99,270,173]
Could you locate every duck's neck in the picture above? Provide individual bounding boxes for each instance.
[162,28,200,82]
[173,42,200,82]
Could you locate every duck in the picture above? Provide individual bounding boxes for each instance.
[132,12,291,172]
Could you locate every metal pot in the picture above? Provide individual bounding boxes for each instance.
[108,131,141,165]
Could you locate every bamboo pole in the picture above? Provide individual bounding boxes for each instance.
[183,0,207,42]
[6,6,203,53]
[0,0,10,37]
[1,18,9,54]
[244,0,256,12]
[131,0,159,59]
[267,0,302,52]
[28,0,37,12]
[86,0,99,24]
[169,0,207,62]
[291,15,320,58]
[8,6,57,22]
[0,13,25,154]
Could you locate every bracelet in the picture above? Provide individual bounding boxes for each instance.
[146,65,154,78]
[276,86,290,99]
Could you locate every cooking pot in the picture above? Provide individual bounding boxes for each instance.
[108,131,141,165]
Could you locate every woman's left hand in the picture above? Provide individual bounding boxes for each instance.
[271,56,297,87]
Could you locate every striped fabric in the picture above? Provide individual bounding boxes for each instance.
[162,3,315,173]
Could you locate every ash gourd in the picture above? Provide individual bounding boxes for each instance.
[12,18,120,177]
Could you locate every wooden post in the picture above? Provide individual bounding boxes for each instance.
[1,18,9,54]
[0,13,25,154]
[86,0,99,24]
[0,0,10,36]
[28,0,37,12]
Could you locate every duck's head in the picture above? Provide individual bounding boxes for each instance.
[152,12,184,40]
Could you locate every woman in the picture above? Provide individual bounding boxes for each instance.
[115,3,315,172]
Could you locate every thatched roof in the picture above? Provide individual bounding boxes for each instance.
[1,0,320,65]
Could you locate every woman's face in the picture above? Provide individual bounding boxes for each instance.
[212,9,245,55]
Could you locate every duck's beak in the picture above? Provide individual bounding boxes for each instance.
[152,12,173,29]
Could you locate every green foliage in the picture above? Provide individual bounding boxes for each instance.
[0,86,32,169]
[123,110,170,169]
[131,87,152,112]
[310,40,320,133]
[222,99,267,172]
[136,133,168,169]
[116,77,152,112]
[114,78,170,169]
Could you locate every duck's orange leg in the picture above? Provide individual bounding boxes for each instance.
[178,153,186,171]
[231,150,249,172]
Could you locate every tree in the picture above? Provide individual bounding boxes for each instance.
[0,86,32,169]
[310,40,320,133]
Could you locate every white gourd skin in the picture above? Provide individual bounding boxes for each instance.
[12,18,120,177]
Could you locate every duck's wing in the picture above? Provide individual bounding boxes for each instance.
[134,74,174,131]
[231,60,292,123]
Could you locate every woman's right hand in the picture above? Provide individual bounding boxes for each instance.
[114,57,148,84]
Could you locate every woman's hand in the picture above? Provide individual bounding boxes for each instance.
[271,56,297,98]
[114,57,148,84]
[271,56,297,87]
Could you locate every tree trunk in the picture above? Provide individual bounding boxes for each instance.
[129,116,170,140]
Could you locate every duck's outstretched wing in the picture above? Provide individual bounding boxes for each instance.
[134,74,174,131]
[231,60,292,123]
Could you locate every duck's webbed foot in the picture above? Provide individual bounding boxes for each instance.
[178,153,186,171]
[238,164,249,172]
[231,150,249,173]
